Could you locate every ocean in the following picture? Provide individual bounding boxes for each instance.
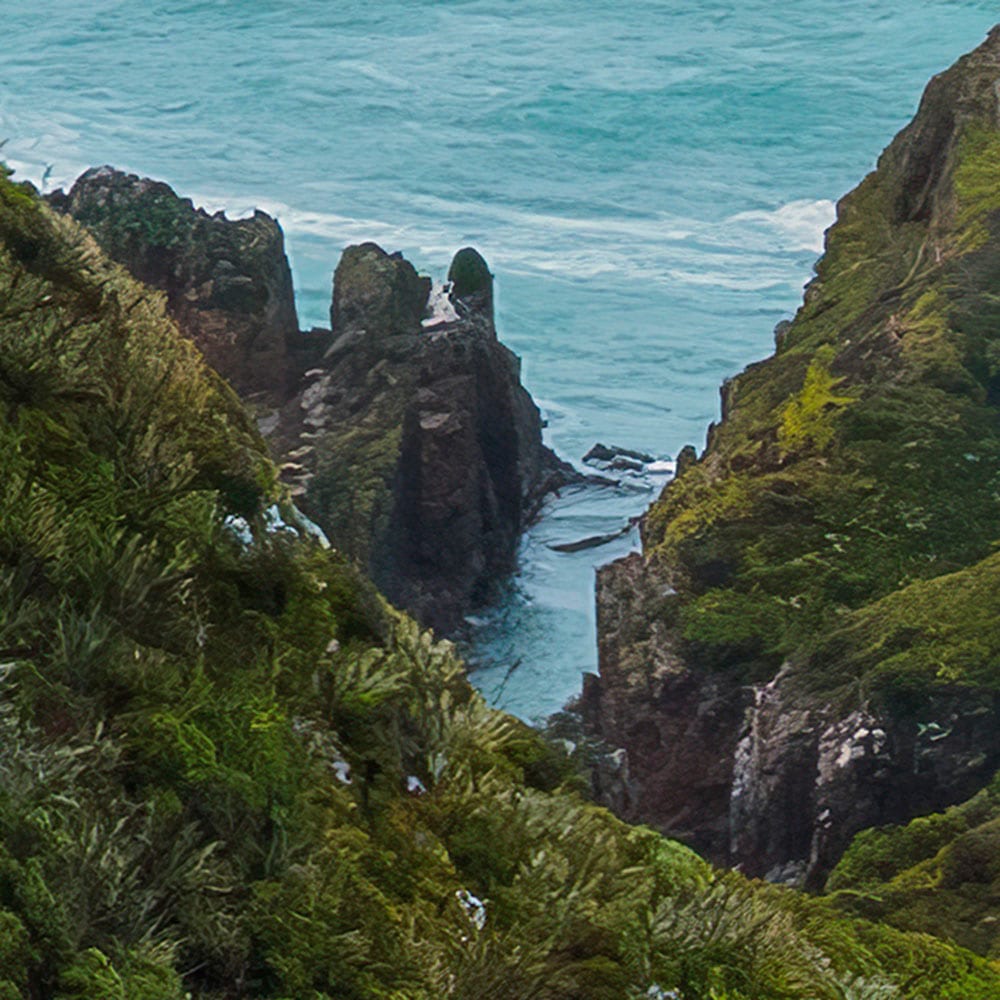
[3,0,996,719]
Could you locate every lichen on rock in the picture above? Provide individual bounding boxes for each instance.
[331,241,431,339]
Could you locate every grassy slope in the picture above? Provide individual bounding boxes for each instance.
[826,776,1000,959]
[0,177,997,999]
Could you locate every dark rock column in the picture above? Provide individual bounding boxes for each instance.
[284,242,573,632]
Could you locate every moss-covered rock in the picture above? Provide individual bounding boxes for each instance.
[826,777,1000,958]
[53,171,570,633]
[331,241,431,339]
[47,167,302,397]
[447,246,493,316]
[274,241,572,632]
[586,26,1000,890]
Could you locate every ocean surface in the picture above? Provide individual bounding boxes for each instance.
[3,1,997,720]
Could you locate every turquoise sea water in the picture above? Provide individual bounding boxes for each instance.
[3,1,997,719]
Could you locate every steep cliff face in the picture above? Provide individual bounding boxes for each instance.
[49,173,568,632]
[271,242,570,632]
[585,27,1000,887]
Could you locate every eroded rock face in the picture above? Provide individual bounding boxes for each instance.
[727,675,999,886]
[331,242,432,339]
[50,170,567,633]
[47,167,302,396]
[588,548,1000,888]
[585,554,748,864]
[272,244,571,632]
[585,27,1000,885]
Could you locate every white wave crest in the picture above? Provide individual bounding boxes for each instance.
[727,199,836,254]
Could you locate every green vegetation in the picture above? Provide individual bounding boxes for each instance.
[803,549,1000,698]
[954,123,1000,249]
[826,776,1000,959]
[447,247,492,301]
[309,420,403,566]
[0,173,996,997]
[777,348,856,455]
[641,87,1000,688]
[65,174,188,256]
[600,39,1000,981]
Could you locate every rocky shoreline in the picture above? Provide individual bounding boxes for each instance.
[48,168,573,632]
[583,27,1000,894]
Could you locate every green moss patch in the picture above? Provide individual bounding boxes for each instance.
[827,780,1000,958]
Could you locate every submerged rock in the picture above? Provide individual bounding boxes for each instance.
[584,28,1000,886]
[583,442,656,465]
[548,522,633,554]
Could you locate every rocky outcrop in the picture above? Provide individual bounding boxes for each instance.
[583,554,749,859]
[447,246,493,315]
[728,673,998,887]
[49,171,568,632]
[46,167,305,396]
[7,164,1000,1000]
[330,241,431,338]
[585,27,1000,886]
[270,242,570,631]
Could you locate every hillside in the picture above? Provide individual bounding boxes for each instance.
[584,27,1000,898]
[1,169,998,996]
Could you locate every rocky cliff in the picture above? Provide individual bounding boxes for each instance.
[48,172,568,632]
[5,164,997,1000]
[270,241,570,632]
[585,28,1000,889]
[46,167,303,396]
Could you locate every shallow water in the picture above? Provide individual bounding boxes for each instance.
[3,1,997,719]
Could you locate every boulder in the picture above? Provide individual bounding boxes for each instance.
[332,241,431,340]
[447,246,493,317]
